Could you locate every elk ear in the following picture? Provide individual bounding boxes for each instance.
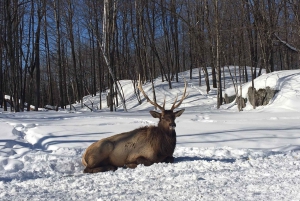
[149,111,161,118]
[174,109,185,117]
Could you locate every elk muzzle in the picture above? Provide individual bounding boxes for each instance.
[169,122,176,130]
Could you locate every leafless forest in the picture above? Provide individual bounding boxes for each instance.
[0,0,299,112]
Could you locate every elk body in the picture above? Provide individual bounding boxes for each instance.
[82,78,188,173]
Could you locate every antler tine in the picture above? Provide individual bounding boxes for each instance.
[138,75,165,111]
[170,79,188,111]
[170,94,178,110]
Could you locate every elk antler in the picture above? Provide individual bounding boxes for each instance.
[138,75,165,111]
[170,79,188,111]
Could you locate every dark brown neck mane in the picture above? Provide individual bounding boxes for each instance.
[149,126,176,156]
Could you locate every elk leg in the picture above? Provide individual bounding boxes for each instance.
[84,165,117,173]
[136,156,153,166]
[163,156,174,163]
[125,156,153,168]
[125,163,137,169]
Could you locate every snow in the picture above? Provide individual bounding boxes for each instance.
[1,67,300,200]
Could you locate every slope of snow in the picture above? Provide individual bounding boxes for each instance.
[1,67,300,200]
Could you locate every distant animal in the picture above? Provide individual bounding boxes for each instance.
[82,77,188,173]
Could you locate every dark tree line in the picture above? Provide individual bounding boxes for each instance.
[0,0,299,112]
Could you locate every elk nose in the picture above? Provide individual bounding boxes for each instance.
[169,122,176,130]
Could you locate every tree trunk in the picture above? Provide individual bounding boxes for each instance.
[103,0,127,112]
[53,0,65,109]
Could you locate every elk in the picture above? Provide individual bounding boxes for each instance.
[82,77,188,173]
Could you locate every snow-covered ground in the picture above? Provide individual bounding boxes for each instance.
[0,67,300,200]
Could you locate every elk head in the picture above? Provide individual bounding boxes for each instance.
[138,76,188,134]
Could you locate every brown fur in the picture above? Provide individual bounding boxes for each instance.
[82,109,184,173]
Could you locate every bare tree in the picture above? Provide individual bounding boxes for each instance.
[52,0,65,109]
[1,0,300,113]
[103,0,127,111]
[213,0,222,108]
[33,0,46,111]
